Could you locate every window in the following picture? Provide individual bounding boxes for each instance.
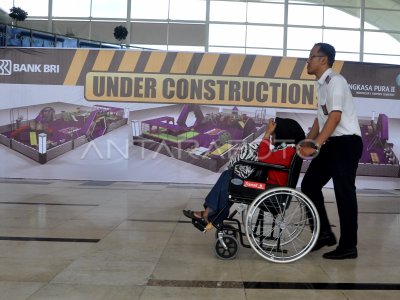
[131,0,169,19]
[210,1,247,22]
[365,0,400,9]
[365,9,400,31]
[286,49,310,58]
[288,4,323,26]
[209,24,246,47]
[323,29,360,52]
[287,27,323,50]
[363,54,400,64]
[53,0,91,17]
[247,2,284,24]
[246,25,284,48]
[335,52,359,62]
[364,31,400,55]
[91,0,127,18]
[246,48,283,56]
[324,7,361,29]
[169,0,206,21]
[0,1,13,12]
[209,46,246,54]
[9,0,48,17]
[2,0,400,65]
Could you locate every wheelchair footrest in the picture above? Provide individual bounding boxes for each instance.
[192,218,208,233]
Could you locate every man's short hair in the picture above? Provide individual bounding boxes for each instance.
[315,42,335,67]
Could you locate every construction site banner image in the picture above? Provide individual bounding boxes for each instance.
[1,48,400,108]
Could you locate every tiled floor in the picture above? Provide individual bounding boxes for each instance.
[0,178,399,299]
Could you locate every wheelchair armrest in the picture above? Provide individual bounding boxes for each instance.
[232,159,289,173]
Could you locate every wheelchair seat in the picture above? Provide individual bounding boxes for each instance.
[228,153,303,203]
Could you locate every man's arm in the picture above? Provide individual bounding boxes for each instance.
[300,111,341,157]
[307,118,320,140]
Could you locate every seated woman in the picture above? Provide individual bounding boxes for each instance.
[183,117,305,225]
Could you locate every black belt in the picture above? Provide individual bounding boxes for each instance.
[327,134,359,141]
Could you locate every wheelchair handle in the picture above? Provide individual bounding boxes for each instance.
[232,159,289,172]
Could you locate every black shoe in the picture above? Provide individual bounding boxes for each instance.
[311,231,337,251]
[323,247,358,260]
[182,210,208,223]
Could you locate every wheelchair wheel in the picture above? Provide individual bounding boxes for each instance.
[214,235,239,260]
[245,187,319,263]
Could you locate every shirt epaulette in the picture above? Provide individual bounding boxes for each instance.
[326,75,331,84]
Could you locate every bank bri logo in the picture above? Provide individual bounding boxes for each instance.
[0,60,12,75]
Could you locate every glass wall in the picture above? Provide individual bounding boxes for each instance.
[52,0,91,18]
[91,0,128,18]
[1,0,399,64]
[5,0,48,17]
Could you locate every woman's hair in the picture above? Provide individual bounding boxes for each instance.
[274,117,305,147]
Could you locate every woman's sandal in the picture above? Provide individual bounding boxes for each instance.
[182,210,209,223]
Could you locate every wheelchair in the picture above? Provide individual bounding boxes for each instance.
[192,154,320,263]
